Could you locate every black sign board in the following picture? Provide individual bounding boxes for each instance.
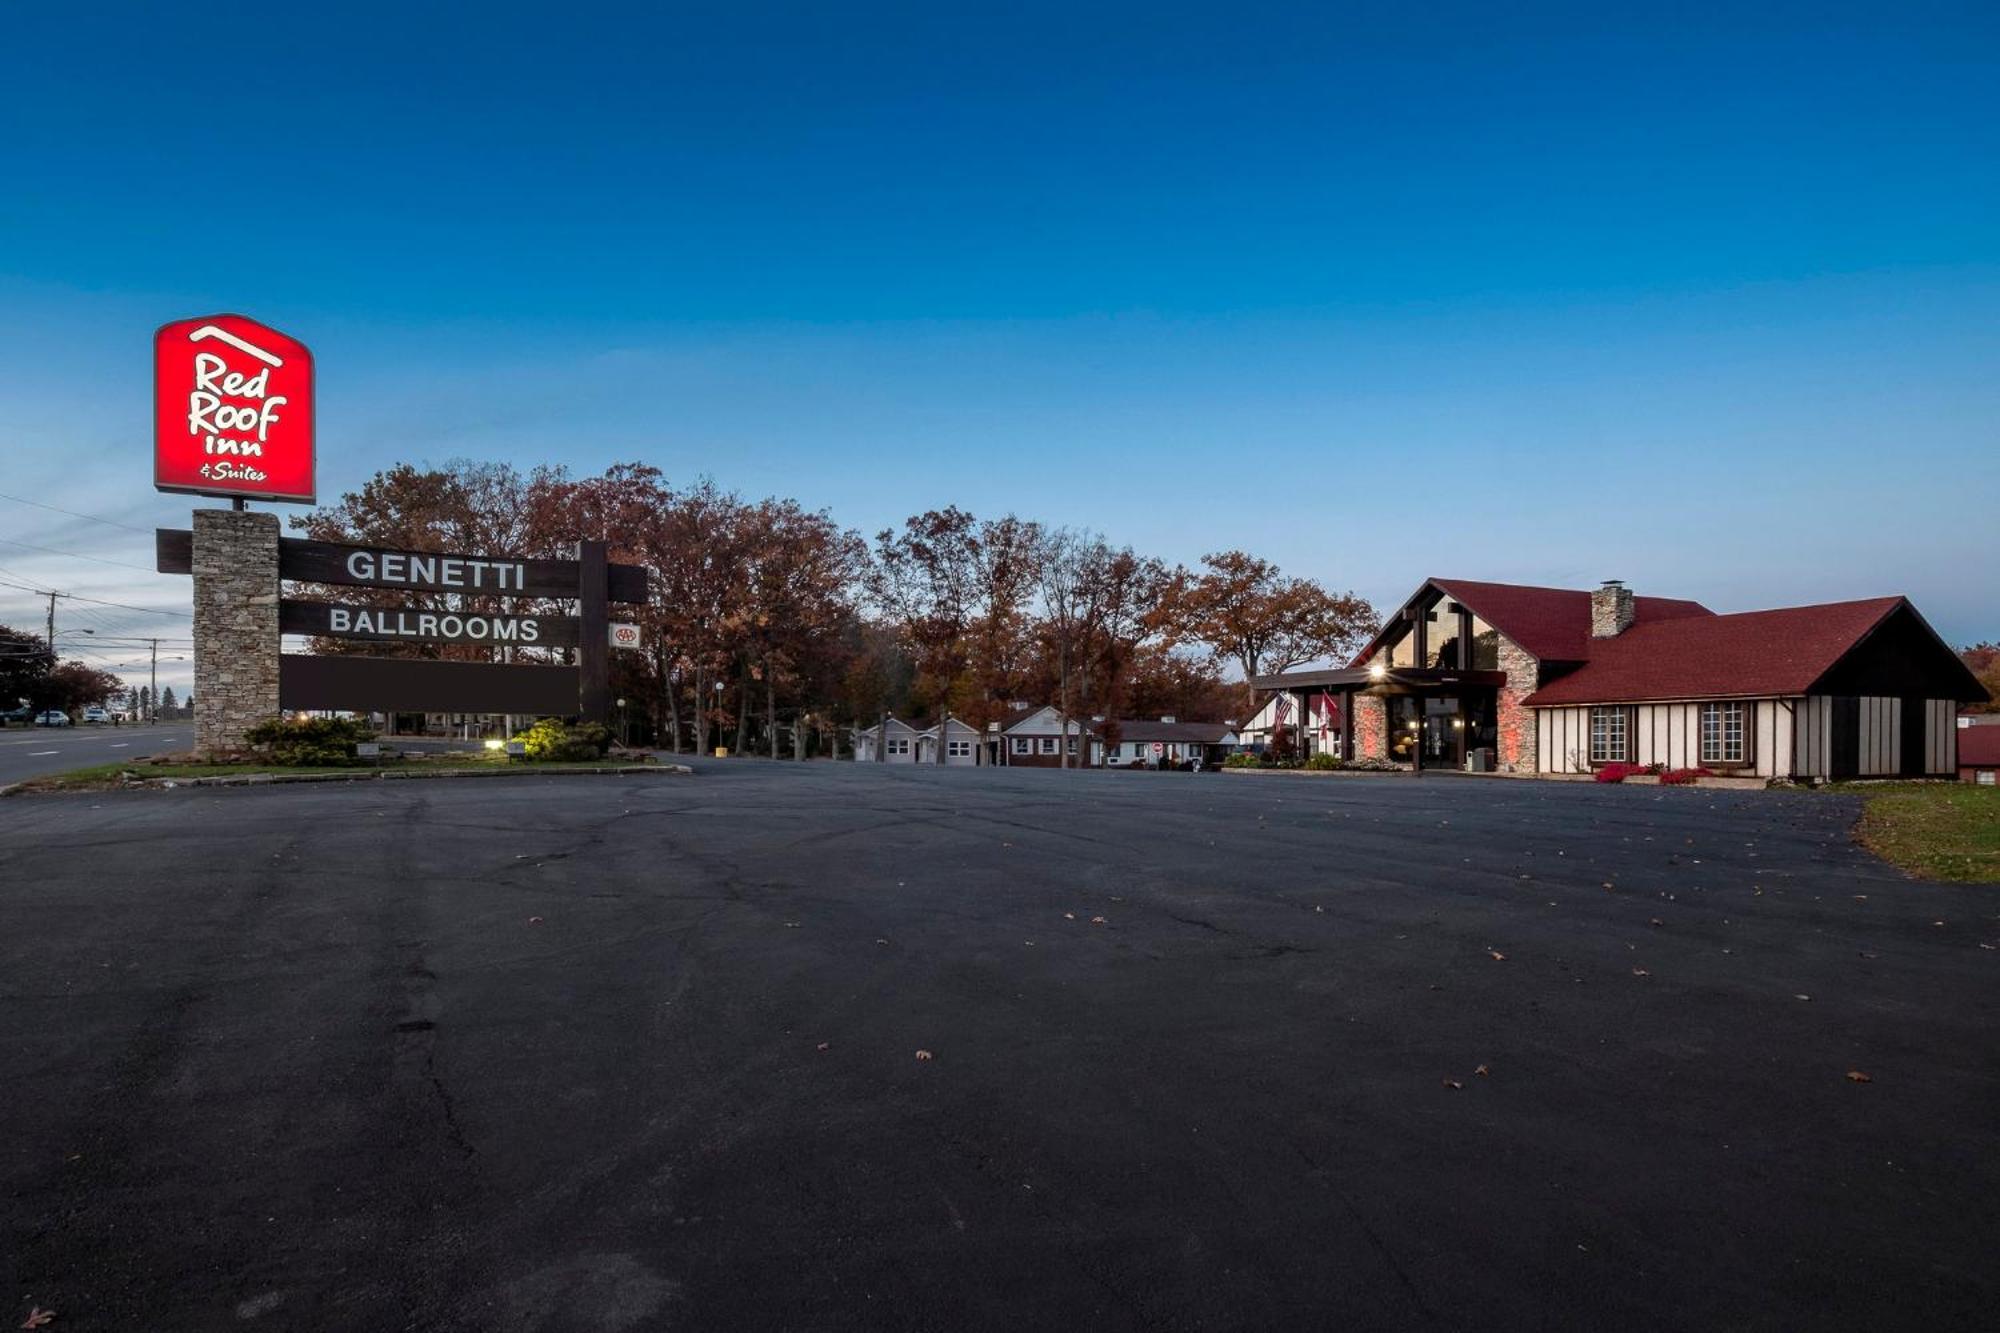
[279,655,580,715]
[279,599,580,648]
[160,528,646,723]
[156,530,647,603]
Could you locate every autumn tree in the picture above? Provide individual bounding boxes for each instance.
[1962,642,2000,714]
[1169,551,1376,709]
[738,498,867,758]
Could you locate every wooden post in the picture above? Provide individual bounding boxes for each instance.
[578,540,609,725]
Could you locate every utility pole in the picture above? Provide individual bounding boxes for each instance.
[45,591,57,662]
[149,639,159,723]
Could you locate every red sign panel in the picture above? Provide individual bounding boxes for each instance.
[154,313,315,503]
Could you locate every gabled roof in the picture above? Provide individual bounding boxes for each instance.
[1523,597,1911,705]
[1419,578,1712,665]
[1001,706,1100,736]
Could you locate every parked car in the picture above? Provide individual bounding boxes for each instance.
[0,704,33,725]
[35,710,72,727]
[82,706,112,724]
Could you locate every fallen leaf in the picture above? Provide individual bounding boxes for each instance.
[1795,994,1812,1001]
[1063,912,1076,921]
[815,1042,830,1051]
[1631,967,1649,977]
[21,1309,55,1330]
[784,921,801,928]
[1089,915,1107,925]
[1488,949,1506,961]
[1442,1079,1463,1090]
[527,916,544,924]
[914,1049,934,1062]
[1648,918,1665,928]
[1474,1064,1490,1077]
[1846,1070,1872,1083]
[876,938,889,945]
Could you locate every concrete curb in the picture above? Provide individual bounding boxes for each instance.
[4,763,694,796]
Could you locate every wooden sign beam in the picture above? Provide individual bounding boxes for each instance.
[156,529,648,603]
[279,599,581,648]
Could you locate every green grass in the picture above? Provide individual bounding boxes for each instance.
[1840,782,2000,882]
[11,753,652,794]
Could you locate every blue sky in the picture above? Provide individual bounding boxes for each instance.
[2,1,1996,688]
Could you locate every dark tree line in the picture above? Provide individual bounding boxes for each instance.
[292,460,1377,754]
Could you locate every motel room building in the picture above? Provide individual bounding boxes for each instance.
[854,717,921,763]
[916,718,983,766]
[1250,577,1987,779]
[1237,691,1343,757]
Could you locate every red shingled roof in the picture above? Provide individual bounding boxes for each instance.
[1958,725,2000,768]
[1430,578,1713,663]
[1523,597,1906,706]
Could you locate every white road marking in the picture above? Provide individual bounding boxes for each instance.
[110,742,129,748]
[28,750,58,756]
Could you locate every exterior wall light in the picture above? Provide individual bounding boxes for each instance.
[1368,660,1387,681]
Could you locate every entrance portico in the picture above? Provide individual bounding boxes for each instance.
[1247,665,1505,771]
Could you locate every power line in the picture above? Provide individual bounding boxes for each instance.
[0,491,155,534]
[0,577,191,618]
[0,535,160,574]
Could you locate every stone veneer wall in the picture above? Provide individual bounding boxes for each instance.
[192,508,281,755]
[1352,689,1388,760]
[1495,635,1539,773]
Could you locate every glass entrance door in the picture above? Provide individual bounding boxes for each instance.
[1422,696,1462,766]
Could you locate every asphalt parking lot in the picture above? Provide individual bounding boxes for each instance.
[3,762,1996,1331]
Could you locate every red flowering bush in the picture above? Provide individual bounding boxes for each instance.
[1593,762,1648,783]
[1659,767,1713,786]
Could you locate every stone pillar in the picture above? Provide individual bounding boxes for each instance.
[1353,694,1388,760]
[1494,635,1539,773]
[192,508,281,756]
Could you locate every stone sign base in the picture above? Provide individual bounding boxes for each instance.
[192,509,281,755]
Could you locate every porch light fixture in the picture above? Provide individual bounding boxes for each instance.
[1368,661,1387,681]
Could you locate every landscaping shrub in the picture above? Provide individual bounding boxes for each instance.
[1222,753,1259,769]
[1344,756,1399,772]
[518,718,613,761]
[1593,761,1648,783]
[1660,766,1713,786]
[1306,752,1342,770]
[243,715,377,767]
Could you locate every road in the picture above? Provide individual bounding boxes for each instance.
[3,761,1995,1330]
[0,722,192,785]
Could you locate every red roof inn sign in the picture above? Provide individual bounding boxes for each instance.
[155,313,315,503]
[150,312,649,748]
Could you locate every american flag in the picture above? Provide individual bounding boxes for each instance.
[1273,694,1292,723]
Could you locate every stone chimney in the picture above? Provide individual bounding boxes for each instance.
[1591,579,1636,638]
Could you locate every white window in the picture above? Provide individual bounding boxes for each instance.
[948,740,971,756]
[1589,706,1628,763]
[1066,736,1078,754]
[1039,736,1057,754]
[889,737,910,755]
[1012,737,1030,754]
[1700,702,1745,764]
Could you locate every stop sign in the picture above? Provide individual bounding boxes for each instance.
[155,313,315,503]
[1151,742,1164,755]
